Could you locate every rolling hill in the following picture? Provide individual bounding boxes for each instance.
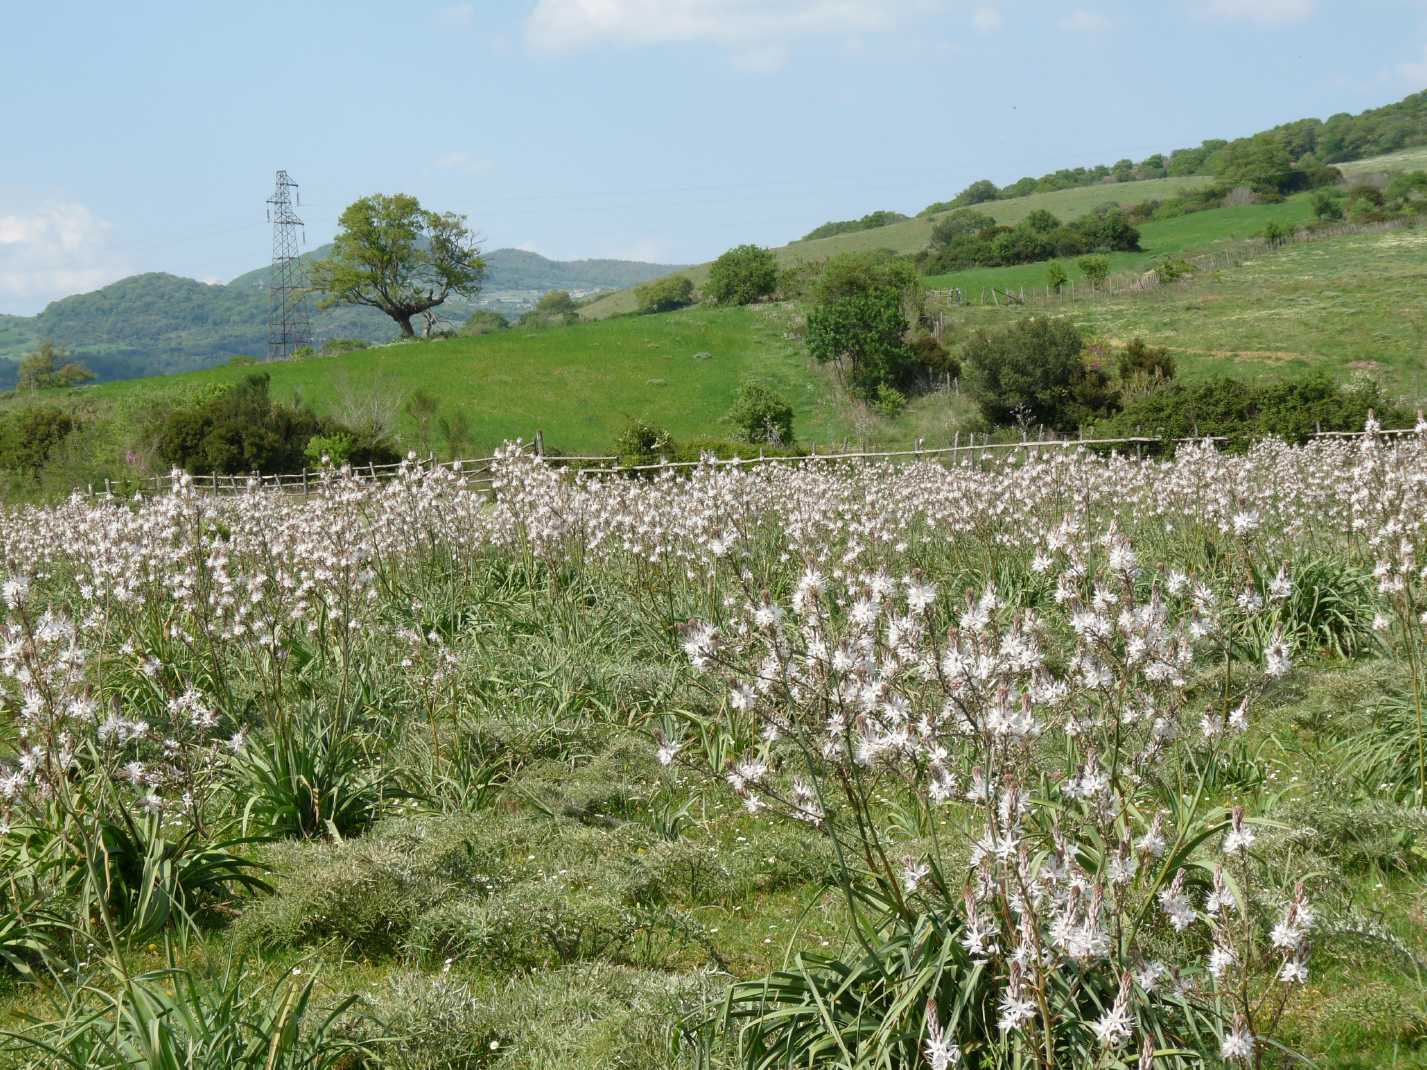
[0,248,687,385]
[578,176,1214,318]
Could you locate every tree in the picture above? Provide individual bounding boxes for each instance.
[963,317,1110,430]
[953,179,1000,206]
[1211,133,1294,195]
[726,384,795,445]
[706,245,779,305]
[806,289,915,401]
[17,340,95,392]
[1077,255,1111,289]
[635,275,696,314]
[1047,262,1069,293]
[519,290,579,327]
[310,193,485,338]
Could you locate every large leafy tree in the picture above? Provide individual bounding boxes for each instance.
[310,194,485,338]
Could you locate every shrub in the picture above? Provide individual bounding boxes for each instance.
[1046,261,1068,292]
[1077,254,1111,288]
[798,210,909,242]
[1117,337,1176,384]
[1312,189,1345,221]
[614,419,675,463]
[1263,220,1296,247]
[1104,371,1411,445]
[725,384,794,445]
[0,405,76,477]
[705,244,778,306]
[634,275,695,315]
[963,317,1112,429]
[460,310,509,336]
[519,290,579,328]
[319,337,372,354]
[151,373,398,475]
[872,383,907,417]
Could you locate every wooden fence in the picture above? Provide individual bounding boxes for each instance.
[82,421,1422,500]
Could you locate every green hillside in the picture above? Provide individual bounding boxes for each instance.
[579,176,1212,318]
[953,224,1427,398]
[10,211,1424,500]
[921,194,1320,298]
[0,248,686,384]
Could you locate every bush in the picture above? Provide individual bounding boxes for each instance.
[460,311,509,336]
[798,210,909,242]
[319,337,372,355]
[872,383,907,417]
[1103,371,1411,446]
[151,373,399,476]
[705,244,778,306]
[519,290,579,328]
[1077,254,1111,288]
[0,405,76,477]
[634,275,695,315]
[614,419,675,463]
[1117,337,1175,384]
[1312,189,1346,221]
[1263,220,1296,247]
[725,384,794,445]
[963,317,1115,430]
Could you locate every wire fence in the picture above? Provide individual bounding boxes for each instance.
[82,420,1424,500]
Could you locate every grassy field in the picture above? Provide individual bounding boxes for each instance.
[28,303,962,473]
[922,194,1319,299]
[947,224,1427,399]
[1338,145,1427,177]
[578,176,1213,319]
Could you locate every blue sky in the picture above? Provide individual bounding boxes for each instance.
[1,0,1424,314]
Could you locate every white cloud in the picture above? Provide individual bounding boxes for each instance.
[433,3,476,29]
[525,0,904,59]
[1059,8,1110,32]
[434,151,494,175]
[1198,0,1313,25]
[0,202,129,314]
[972,6,1001,31]
[1396,43,1427,87]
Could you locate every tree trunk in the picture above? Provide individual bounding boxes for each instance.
[394,313,415,337]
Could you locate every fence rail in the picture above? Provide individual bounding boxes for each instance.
[82,421,1422,500]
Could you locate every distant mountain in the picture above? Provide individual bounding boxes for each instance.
[0,248,686,384]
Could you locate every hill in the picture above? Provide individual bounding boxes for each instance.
[578,176,1213,319]
[0,248,686,384]
[7,203,1423,501]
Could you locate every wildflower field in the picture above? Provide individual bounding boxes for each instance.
[0,432,1426,1069]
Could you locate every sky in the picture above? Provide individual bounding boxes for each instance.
[1,0,1425,315]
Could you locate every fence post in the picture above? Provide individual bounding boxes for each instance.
[535,430,544,457]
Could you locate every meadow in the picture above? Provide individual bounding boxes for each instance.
[578,177,1213,319]
[949,225,1427,397]
[0,437,1426,1068]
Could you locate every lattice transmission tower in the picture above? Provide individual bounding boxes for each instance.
[266,170,312,360]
